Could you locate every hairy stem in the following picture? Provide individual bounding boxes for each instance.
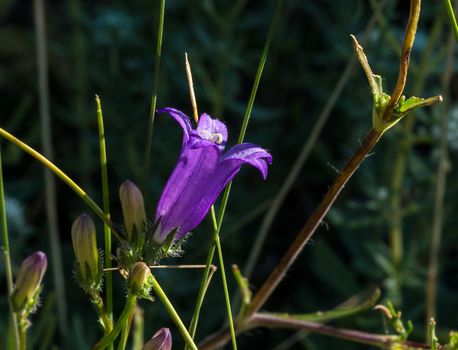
[199,312,431,350]
[250,313,430,349]
[247,128,382,316]
[383,0,421,117]
[243,0,388,281]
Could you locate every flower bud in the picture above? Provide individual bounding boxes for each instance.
[143,328,172,350]
[71,214,99,283]
[128,262,153,298]
[11,251,47,312]
[119,180,146,247]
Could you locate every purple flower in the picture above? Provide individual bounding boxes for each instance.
[143,328,172,350]
[153,107,272,243]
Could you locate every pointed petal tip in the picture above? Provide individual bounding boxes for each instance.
[156,107,192,145]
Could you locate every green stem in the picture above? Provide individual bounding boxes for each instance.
[187,240,217,343]
[0,147,20,350]
[215,238,238,348]
[91,293,112,334]
[95,96,113,330]
[143,0,165,194]
[93,295,137,350]
[19,323,26,350]
[132,307,144,350]
[150,274,198,350]
[0,127,123,242]
[211,208,238,350]
[236,0,283,144]
[444,0,458,42]
[117,313,133,350]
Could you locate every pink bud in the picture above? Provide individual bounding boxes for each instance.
[143,328,172,350]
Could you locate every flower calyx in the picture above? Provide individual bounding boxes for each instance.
[351,34,442,135]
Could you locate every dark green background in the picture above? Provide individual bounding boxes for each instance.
[1,0,457,348]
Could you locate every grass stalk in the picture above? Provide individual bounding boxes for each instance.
[210,207,238,350]
[387,15,442,273]
[426,23,454,324]
[33,0,68,338]
[150,274,198,350]
[186,238,217,344]
[0,147,20,350]
[143,0,165,194]
[444,0,458,42]
[0,127,123,242]
[93,295,137,350]
[95,96,114,331]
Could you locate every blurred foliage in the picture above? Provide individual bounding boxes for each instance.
[0,0,457,349]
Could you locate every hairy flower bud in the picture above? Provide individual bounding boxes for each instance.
[71,214,100,285]
[119,180,146,248]
[143,328,172,350]
[128,262,153,299]
[11,251,47,312]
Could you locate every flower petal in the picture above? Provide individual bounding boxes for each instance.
[157,108,192,147]
[154,142,221,242]
[219,143,272,179]
[194,113,228,151]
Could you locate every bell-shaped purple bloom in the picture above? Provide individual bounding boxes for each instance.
[153,107,272,244]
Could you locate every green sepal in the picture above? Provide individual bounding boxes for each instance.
[448,331,458,349]
[143,225,186,266]
[73,249,104,295]
[385,301,413,341]
[11,284,43,316]
[429,318,440,350]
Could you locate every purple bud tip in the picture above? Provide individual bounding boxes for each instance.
[142,328,172,350]
[25,251,48,275]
